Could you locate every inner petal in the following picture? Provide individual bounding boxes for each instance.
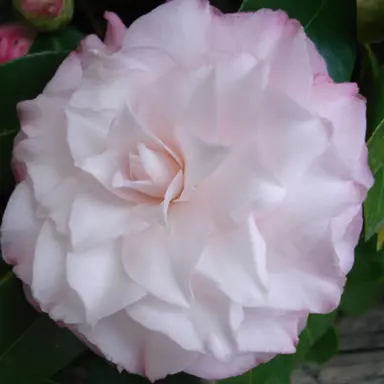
[137,144,179,189]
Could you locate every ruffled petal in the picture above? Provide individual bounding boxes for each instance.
[43,52,83,96]
[1,182,41,283]
[176,126,230,191]
[122,226,189,307]
[123,0,212,65]
[77,311,147,375]
[197,216,268,306]
[32,220,85,324]
[185,353,260,380]
[237,309,303,354]
[104,12,127,50]
[67,241,146,323]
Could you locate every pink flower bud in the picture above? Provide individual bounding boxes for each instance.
[0,24,35,64]
[13,0,74,31]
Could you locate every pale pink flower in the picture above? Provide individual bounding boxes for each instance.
[1,0,372,381]
[0,24,34,64]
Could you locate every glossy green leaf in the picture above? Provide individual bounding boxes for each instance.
[341,237,384,314]
[85,355,201,384]
[365,167,384,240]
[366,66,384,135]
[367,111,384,175]
[305,327,339,364]
[221,354,293,384]
[364,65,384,239]
[0,273,38,356]
[358,44,380,99]
[86,357,148,384]
[30,28,84,54]
[0,51,69,204]
[0,273,86,383]
[239,0,356,82]
[305,312,338,344]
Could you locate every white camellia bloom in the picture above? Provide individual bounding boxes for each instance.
[1,0,372,381]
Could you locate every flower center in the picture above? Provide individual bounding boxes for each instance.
[126,143,182,200]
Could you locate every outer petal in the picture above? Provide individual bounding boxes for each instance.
[43,52,83,96]
[236,309,303,354]
[267,19,313,105]
[1,182,41,283]
[211,9,288,60]
[78,311,198,382]
[123,226,189,307]
[196,216,268,306]
[77,311,147,375]
[312,81,373,188]
[67,241,146,323]
[123,0,212,65]
[332,206,363,274]
[104,12,127,50]
[265,229,345,313]
[32,220,85,324]
[185,353,261,381]
[143,333,198,381]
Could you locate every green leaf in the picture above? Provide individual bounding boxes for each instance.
[364,167,384,240]
[0,51,69,204]
[367,110,384,175]
[364,65,384,240]
[85,355,201,384]
[239,0,356,82]
[86,356,148,384]
[366,66,384,136]
[305,311,338,344]
[358,44,380,99]
[0,273,38,356]
[341,237,384,315]
[0,274,86,383]
[305,327,339,364]
[221,355,295,384]
[30,28,84,54]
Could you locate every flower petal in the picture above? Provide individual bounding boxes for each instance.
[32,220,85,324]
[237,309,303,354]
[123,0,212,65]
[104,12,127,50]
[185,353,261,381]
[128,297,204,352]
[77,311,147,375]
[69,192,146,249]
[122,226,189,307]
[1,182,40,283]
[176,126,230,190]
[143,333,198,381]
[197,216,268,306]
[67,241,146,323]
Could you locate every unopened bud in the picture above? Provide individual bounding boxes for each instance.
[0,23,35,64]
[13,0,74,32]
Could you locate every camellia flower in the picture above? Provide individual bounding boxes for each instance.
[0,23,35,64]
[13,0,74,31]
[1,0,372,381]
